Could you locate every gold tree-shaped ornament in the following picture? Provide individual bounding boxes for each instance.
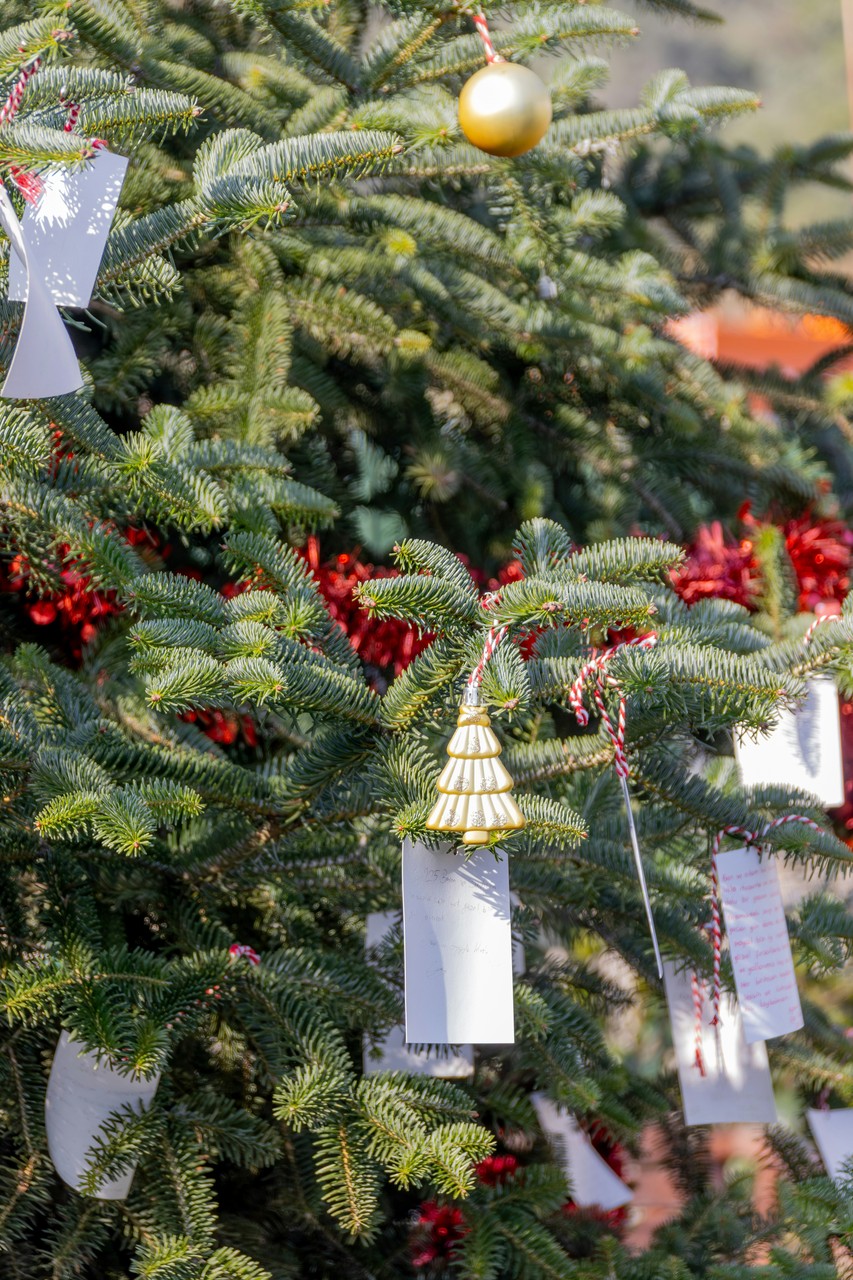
[425,699,526,846]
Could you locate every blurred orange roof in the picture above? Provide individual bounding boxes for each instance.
[669,303,852,375]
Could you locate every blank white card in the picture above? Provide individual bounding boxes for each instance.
[664,961,777,1126]
[402,839,514,1045]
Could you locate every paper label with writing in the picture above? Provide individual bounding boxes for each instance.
[663,961,777,1126]
[716,847,803,1043]
[807,1108,853,1182]
[735,676,844,808]
[531,1093,632,1210]
[9,150,129,306]
[402,838,514,1045]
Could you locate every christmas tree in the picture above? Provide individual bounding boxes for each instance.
[2,2,853,1278]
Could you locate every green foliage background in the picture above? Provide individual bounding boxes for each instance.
[0,2,852,1278]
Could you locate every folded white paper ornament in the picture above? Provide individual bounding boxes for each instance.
[806,1107,853,1181]
[363,911,475,1077]
[1,149,128,400]
[531,1093,632,1211]
[735,676,844,808]
[8,149,128,306]
[45,1030,160,1199]
[715,846,803,1044]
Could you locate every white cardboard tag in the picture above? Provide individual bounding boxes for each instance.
[735,677,844,808]
[531,1093,633,1210]
[363,911,474,1077]
[663,961,777,1126]
[807,1107,853,1182]
[9,150,128,306]
[0,186,83,398]
[45,1030,160,1199]
[715,847,803,1043]
[402,838,514,1045]
[364,1024,475,1077]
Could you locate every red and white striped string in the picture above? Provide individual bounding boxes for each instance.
[0,56,43,129]
[229,942,261,966]
[0,53,49,202]
[568,633,663,974]
[0,30,75,129]
[471,11,504,64]
[61,90,81,134]
[567,634,657,778]
[466,621,509,697]
[0,30,104,208]
[803,611,842,646]
[691,812,823,1073]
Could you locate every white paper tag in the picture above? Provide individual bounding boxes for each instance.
[9,150,128,306]
[0,186,83,399]
[807,1107,853,1181]
[531,1093,632,1210]
[402,838,514,1045]
[364,1025,475,1077]
[716,847,803,1043]
[663,962,777,1126]
[735,676,844,807]
[363,911,474,1077]
[45,1030,160,1200]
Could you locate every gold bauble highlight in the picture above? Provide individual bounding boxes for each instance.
[458,62,552,157]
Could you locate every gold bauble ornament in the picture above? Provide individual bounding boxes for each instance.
[458,61,552,157]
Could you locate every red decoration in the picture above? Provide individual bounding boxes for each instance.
[670,521,759,609]
[410,1201,468,1270]
[181,707,258,749]
[1,549,121,659]
[475,1153,519,1185]
[781,513,852,613]
[301,538,432,678]
[673,507,853,616]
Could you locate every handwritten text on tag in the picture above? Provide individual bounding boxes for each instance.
[716,847,803,1044]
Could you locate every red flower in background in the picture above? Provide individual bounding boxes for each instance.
[410,1201,468,1270]
[670,522,759,609]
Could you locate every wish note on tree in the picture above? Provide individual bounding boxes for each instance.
[715,847,803,1043]
[531,1094,632,1210]
[663,962,777,1126]
[402,838,514,1045]
[1,150,128,399]
[735,677,844,807]
[806,1108,853,1182]
[363,911,475,1077]
[45,1031,160,1200]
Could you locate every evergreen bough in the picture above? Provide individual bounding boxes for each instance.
[1,2,853,1277]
